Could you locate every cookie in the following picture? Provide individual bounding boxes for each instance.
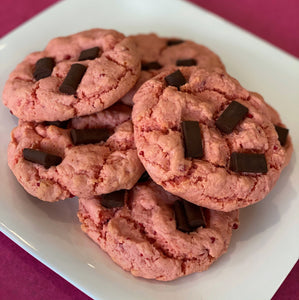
[2,28,141,122]
[132,67,293,211]
[8,103,144,202]
[120,33,225,106]
[78,181,239,281]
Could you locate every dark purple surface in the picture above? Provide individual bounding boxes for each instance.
[189,0,299,59]
[0,0,298,299]
[0,234,91,300]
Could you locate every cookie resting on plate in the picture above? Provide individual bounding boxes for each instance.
[120,33,225,106]
[8,103,144,202]
[78,181,239,281]
[2,28,141,122]
[132,67,292,211]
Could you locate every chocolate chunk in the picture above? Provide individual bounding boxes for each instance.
[165,70,186,89]
[230,152,268,174]
[275,125,289,146]
[44,120,69,129]
[138,171,150,183]
[100,190,127,208]
[174,199,206,233]
[59,63,87,95]
[33,57,55,81]
[23,148,62,169]
[176,58,197,66]
[167,39,184,46]
[141,61,162,71]
[181,121,203,159]
[70,128,112,145]
[174,200,192,233]
[215,101,249,134]
[182,200,206,228]
[78,47,101,61]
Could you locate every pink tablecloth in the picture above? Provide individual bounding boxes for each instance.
[0,0,298,299]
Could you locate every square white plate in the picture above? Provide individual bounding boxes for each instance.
[0,0,298,299]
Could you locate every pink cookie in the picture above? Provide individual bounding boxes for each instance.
[78,181,239,281]
[132,67,293,211]
[3,28,141,122]
[8,103,144,202]
[120,33,225,106]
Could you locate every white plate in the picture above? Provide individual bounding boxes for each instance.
[0,0,298,299]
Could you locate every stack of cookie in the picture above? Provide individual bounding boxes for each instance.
[2,29,292,281]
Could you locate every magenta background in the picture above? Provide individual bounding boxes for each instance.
[0,0,298,299]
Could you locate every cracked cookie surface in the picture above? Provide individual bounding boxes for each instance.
[3,28,141,122]
[132,67,293,211]
[78,181,239,281]
[8,103,144,202]
[120,33,225,106]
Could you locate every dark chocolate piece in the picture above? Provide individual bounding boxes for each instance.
[141,61,162,71]
[176,58,197,66]
[167,39,184,46]
[23,148,62,169]
[70,128,112,145]
[138,171,150,183]
[33,57,55,81]
[100,190,127,208]
[215,101,249,134]
[229,152,268,174]
[44,120,69,129]
[174,200,192,233]
[165,70,186,89]
[275,125,289,146]
[181,121,203,159]
[182,200,206,228]
[59,63,87,95]
[78,47,101,61]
